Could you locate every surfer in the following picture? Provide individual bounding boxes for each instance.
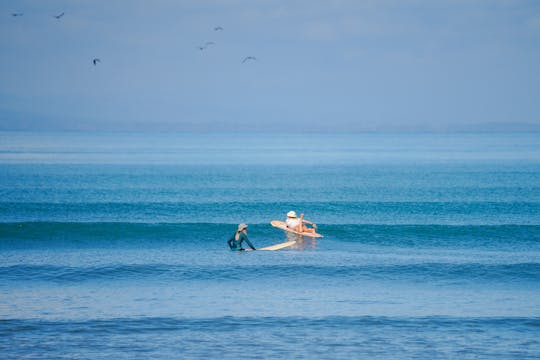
[227,223,256,251]
[286,211,317,234]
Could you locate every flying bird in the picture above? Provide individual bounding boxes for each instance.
[92,58,101,66]
[11,13,23,17]
[213,26,223,31]
[205,41,215,46]
[242,56,257,63]
[53,12,65,19]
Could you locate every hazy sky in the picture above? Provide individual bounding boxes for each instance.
[1,0,539,132]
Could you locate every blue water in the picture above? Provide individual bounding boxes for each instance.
[1,131,539,359]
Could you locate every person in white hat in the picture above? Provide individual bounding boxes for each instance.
[227,223,256,251]
[285,211,317,234]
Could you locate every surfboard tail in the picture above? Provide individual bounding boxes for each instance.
[256,240,296,251]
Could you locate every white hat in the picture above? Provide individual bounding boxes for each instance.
[287,211,297,218]
[238,223,248,231]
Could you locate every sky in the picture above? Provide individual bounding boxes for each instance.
[1,0,539,132]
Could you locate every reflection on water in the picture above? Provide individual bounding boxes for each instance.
[284,232,318,250]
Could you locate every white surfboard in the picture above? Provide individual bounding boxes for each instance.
[270,220,323,238]
[245,240,296,251]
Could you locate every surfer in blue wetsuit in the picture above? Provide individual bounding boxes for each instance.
[228,223,256,251]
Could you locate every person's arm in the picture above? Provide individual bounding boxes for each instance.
[300,213,316,227]
[227,236,236,249]
[241,233,256,250]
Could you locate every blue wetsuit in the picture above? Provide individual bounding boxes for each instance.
[228,232,256,251]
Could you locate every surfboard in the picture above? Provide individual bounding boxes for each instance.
[245,240,296,251]
[258,240,296,251]
[270,220,323,238]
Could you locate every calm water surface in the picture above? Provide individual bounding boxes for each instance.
[1,132,539,359]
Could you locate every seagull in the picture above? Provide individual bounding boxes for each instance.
[205,41,215,46]
[11,13,24,17]
[53,12,65,19]
[92,58,101,66]
[213,26,223,31]
[242,56,257,63]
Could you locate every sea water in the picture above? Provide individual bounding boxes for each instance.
[0,131,539,359]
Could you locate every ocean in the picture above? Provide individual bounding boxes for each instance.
[1,131,539,359]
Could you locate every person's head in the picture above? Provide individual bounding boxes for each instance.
[235,223,248,241]
[287,211,297,218]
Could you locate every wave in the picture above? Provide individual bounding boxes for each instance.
[1,316,538,359]
[1,316,538,333]
[1,222,538,249]
[1,201,539,224]
[2,263,539,284]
